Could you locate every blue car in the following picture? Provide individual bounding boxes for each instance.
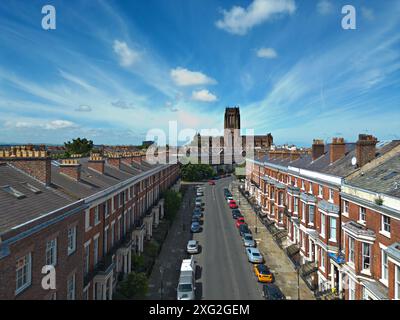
[191,221,201,233]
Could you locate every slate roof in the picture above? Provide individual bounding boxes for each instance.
[346,152,400,198]
[256,141,400,179]
[0,163,72,235]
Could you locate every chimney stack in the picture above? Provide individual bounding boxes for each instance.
[88,153,105,174]
[0,146,52,185]
[107,153,121,169]
[356,134,378,167]
[290,151,301,162]
[59,159,81,181]
[312,139,325,161]
[330,137,346,164]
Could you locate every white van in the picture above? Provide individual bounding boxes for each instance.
[177,257,196,300]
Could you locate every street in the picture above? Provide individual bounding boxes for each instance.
[192,177,264,300]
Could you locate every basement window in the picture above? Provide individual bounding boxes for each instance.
[20,182,42,194]
[2,185,26,199]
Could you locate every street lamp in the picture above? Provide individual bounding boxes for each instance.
[159,266,164,300]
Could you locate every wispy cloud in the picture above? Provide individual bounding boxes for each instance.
[75,105,92,112]
[316,0,334,15]
[113,40,140,67]
[216,0,296,35]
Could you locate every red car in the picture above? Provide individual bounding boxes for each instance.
[229,201,238,209]
[236,217,245,228]
[208,180,215,185]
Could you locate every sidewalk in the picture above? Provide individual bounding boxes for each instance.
[146,185,196,300]
[230,182,315,300]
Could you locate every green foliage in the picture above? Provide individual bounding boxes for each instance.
[375,197,384,206]
[131,254,146,273]
[146,239,160,259]
[181,163,216,181]
[118,271,148,299]
[64,137,93,156]
[163,190,182,222]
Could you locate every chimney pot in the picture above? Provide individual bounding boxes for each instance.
[59,159,81,181]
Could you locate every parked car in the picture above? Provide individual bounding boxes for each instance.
[232,209,242,219]
[191,222,201,233]
[239,224,251,236]
[242,233,256,247]
[208,180,215,185]
[195,198,202,207]
[246,248,264,263]
[229,202,238,209]
[235,217,245,228]
[193,207,203,217]
[262,284,286,300]
[191,215,201,223]
[226,196,234,203]
[186,240,199,254]
[253,264,273,283]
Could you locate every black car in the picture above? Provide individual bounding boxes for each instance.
[239,224,251,236]
[193,207,203,217]
[262,284,286,300]
[232,209,242,219]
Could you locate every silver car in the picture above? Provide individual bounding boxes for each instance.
[246,247,263,263]
[187,240,199,254]
[242,233,256,247]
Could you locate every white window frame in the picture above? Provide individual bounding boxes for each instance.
[328,189,334,202]
[381,215,391,237]
[67,226,77,255]
[348,236,355,265]
[309,205,315,226]
[94,206,100,226]
[395,265,400,300]
[67,273,76,300]
[84,242,90,276]
[309,182,313,194]
[301,202,306,223]
[359,207,366,224]
[343,200,349,216]
[329,217,336,242]
[46,238,57,266]
[104,201,109,218]
[362,242,371,273]
[15,253,32,295]
[381,249,388,285]
[93,235,99,266]
[320,213,326,238]
[318,185,323,198]
[349,278,356,300]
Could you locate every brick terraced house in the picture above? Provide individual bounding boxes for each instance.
[0,146,180,300]
[245,134,400,299]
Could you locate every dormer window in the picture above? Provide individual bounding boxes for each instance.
[2,185,26,199]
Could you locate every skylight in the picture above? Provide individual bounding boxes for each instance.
[2,185,26,199]
[20,182,42,194]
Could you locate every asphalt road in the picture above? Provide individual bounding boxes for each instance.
[192,176,263,300]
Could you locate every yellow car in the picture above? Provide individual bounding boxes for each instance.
[253,264,273,283]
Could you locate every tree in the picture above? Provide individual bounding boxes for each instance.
[118,271,148,299]
[163,190,182,222]
[64,137,93,156]
[181,163,215,181]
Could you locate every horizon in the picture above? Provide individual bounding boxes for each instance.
[1,0,399,145]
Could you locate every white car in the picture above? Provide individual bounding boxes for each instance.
[186,240,199,254]
[246,247,264,263]
[226,196,234,203]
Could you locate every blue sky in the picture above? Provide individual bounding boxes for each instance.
[0,0,399,146]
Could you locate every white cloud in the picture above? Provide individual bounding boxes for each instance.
[111,100,135,109]
[44,120,76,130]
[113,40,140,67]
[59,70,97,92]
[170,67,217,86]
[75,105,92,112]
[361,7,375,21]
[256,47,278,58]
[191,89,218,102]
[215,0,296,35]
[316,0,334,15]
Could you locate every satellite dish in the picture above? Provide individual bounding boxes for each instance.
[351,156,357,166]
